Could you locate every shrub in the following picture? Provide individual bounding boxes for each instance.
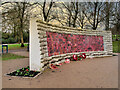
[2,39,9,44]
[2,32,10,39]
[8,37,17,44]
[2,38,17,44]
[23,32,29,43]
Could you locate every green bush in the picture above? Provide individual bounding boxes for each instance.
[112,35,120,41]
[2,39,9,44]
[23,32,29,43]
[8,37,17,43]
[113,41,120,53]
[2,31,29,44]
[2,32,10,39]
[2,38,17,44]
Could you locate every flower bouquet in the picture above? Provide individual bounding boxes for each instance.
[72,53,86,61]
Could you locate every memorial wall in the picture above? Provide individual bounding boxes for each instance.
[30,18,113,71]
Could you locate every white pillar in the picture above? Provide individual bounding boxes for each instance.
[29,18,41,71]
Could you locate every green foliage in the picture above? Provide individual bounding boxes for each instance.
[112,35,120,41]
[2,32,11,39]
[113,41,120,53]
[2,37,17,44]
[0,43,28,50]
[23,32,29,43]
[2,32,29,44]
[16,69,20,73]
[8,37,17,43]
[2,39,9,44]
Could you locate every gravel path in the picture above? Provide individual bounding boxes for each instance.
[2,56,118,88]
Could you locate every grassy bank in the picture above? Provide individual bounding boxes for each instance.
[112,35,120,41]
[1,43,28,50]
[2,53,27,60]
[113,41,120,53]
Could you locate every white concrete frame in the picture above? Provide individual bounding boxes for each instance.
[29,18,41,71]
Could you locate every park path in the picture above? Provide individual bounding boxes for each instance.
[2,55,118,88]
[9,49,29,57]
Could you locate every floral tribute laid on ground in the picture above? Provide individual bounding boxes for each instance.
[49,53,86,69]
[7,66,40,77]
[7,53,86,77]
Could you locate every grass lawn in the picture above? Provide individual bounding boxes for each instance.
[0,43,28,50]
[112,35,120,41]
[113,41,120,53]
[2,53,27,60]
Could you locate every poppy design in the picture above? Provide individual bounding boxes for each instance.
[49,64,58,69]
[65,59,70,63]
[79,55,83,60]
[46,32,104,56]
[82,53,86,59]
[73,54,78,61]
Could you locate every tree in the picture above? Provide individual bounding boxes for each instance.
[108,2,120,35]
[83,2,105,30]
[104,2,115,30]
[71,1,79,27]
[114,2,120,39]
[76,2,86,29]
[36,0,55,22]
[43,0,55,22]
[2,1,36,46]
[62,2,73,27]
[61,1,79,27]
[2,3,20,41]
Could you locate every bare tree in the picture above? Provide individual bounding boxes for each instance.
[61,1,79,27]
[37,0,55,22]
[104,2,115,30]
[76,2,86,29]
[71,1,79,27]
[43,0,55,22]
[114,2,120,38]
[83,2,105,30]
[62,2,73,27]
[109,2,120,35]
[2,1,36,47]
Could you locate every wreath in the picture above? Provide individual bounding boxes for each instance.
[73,53,86,61]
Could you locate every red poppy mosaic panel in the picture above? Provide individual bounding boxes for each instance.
[46,32,104,56]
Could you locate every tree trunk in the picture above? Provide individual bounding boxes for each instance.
[20,20,24,47]
[73,2,78,27]
[92,27,97,30]
[43,0,47,22]
[118,2,120,35]
[81,21,83,29]
[43,0,54,22]
[105,2,109,30]
[13,24,17,41]
[73,18,76,27]
[20,30,24,47]
[20,2,25,47]
[68,15,71,27]
[93,2,97,30]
